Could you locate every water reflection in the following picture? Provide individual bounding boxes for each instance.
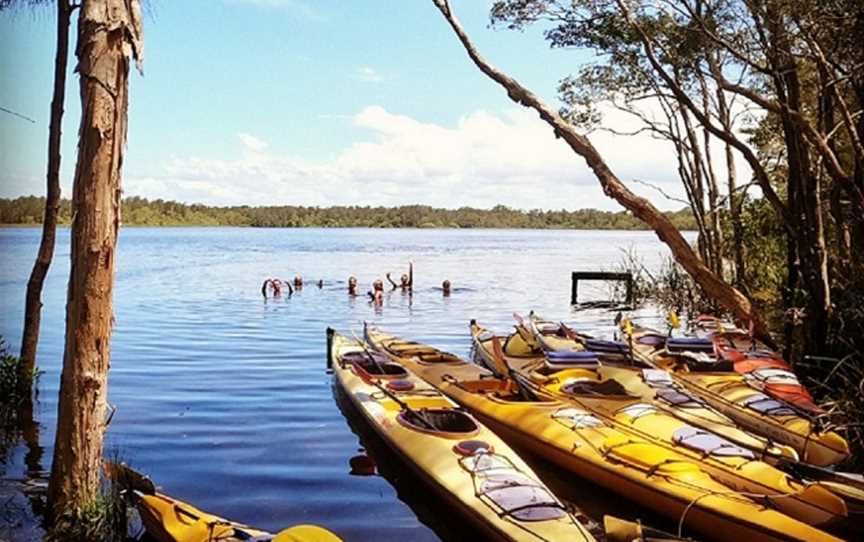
[0,397,47,541]
[333,385,484,542]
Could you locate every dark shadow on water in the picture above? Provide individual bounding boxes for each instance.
[332,383,487,542]
[1,397,48,541]
[519,449,679,540]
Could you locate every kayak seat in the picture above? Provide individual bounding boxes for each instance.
[545,350,600,370]
[666,337,714,353]
[584,339,629,354]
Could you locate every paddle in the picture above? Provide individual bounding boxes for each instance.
[511,312,541,352]
[773,455,864,491]
[490,335,541,402]
[559,321,580,342]
[104,461,156,495]
[513,312,526,328]
[667,311,680,337]
[349,331,438,432]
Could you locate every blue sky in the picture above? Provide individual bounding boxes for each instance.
[0,0,699,211]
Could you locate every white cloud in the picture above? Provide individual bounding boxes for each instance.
[237,132,269,153]
[122,105,744,211]
[353,66,384,83]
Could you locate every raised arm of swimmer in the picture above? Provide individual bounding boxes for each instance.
[386,272,398,290]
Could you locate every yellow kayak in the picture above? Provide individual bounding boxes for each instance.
[620,320,849,467]
[105,463,341,542]
[327,329,594,542]
[511,316,800,461]
[364,324,843,542]
[471,321,846,528]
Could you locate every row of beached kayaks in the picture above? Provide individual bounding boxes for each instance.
[320,312,861,542]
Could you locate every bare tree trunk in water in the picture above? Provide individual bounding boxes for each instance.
[430,0,772,343]
[18,0,72,394]
[48,0,142,519]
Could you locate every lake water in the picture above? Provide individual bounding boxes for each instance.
[0,227,681,541]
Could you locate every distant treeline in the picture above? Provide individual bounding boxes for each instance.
[0,196,697,230]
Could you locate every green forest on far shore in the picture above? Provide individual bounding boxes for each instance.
[1,196,697,230]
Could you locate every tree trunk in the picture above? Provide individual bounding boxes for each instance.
[48,0,142,519]
[18,0,71,394]
[712,70,746,285]
[765,8,830,355]
[430,0,772,343]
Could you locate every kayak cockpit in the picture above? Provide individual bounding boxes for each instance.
[341,351,409,379]
[396,408,480,438]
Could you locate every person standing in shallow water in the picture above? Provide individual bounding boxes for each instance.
[293,275,303,290]
[442,280,451,296]
[348,276,358,296]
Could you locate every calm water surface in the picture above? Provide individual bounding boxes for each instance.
[0,227,682,540]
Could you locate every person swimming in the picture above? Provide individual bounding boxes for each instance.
[442,279,451,296]
[368,279,384,304]
[386,262,413,292]
[293,275,303,290]
[348,276,358,296]
[261,278,293,298]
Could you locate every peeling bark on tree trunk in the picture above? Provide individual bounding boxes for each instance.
[48,0,142,519]
[430,0,771,342]
[18,0,71,394]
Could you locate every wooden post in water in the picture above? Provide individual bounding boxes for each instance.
[326,327,335,370]
[571,271,633,305]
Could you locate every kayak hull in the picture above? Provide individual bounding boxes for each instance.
[365,326,843,542]
[329,330,594,542]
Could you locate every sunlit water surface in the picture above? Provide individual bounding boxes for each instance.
[0,227,685,540]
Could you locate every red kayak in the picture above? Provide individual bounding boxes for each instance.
[689,316,823,414]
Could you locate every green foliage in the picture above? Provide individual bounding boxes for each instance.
[0,338,37,426]
[44,479,129,542]
[0,196,698,230]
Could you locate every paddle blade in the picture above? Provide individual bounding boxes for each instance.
[603,515,643,542]
[104,461,156,495]
[622,318,633,337]
[490,336,512,378]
